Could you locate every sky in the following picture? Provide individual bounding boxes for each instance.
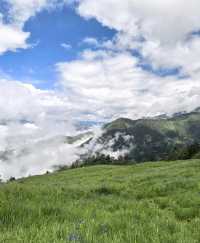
[1,0,200,124]
[1,0,200,179]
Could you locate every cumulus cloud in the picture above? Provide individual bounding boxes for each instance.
[0,0,71,54]
[54,0,200,119]
[6,0,52,26]
[75,0,200,77]
[0,79,69,123]
[77,0,200,44]
[141,36,200,77]
[56,49,200,121]
[0,0,47,54]
[0,17,30,54]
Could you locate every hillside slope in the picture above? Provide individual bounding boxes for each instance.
[1,159,200,242]
[84,110,200,162]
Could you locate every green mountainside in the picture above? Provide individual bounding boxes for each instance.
[85,110,200,162]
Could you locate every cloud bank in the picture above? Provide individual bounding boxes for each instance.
[0,78,81,181]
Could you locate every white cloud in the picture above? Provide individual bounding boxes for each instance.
[56,49,200,121]
[77,0,200,44]
[83,37,99,46]
[0,78,83,180]
[141,36,200,77]
[76,0,200,77]
[61,43,72,50]
[0,132,83,180]
[0,0,49,54]
[6,0,55,26]
[0,0,70,55]
[0,18,30,54]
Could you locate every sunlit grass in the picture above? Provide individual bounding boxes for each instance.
[1,159,200,242]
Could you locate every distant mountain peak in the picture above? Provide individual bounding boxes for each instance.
[104,117,134,130]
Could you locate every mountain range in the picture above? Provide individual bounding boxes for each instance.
[79,108,200,163]
[1,108,200,169]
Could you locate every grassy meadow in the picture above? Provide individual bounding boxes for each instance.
[1,159,200,242]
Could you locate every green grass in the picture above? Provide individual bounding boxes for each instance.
[1,160,200,242]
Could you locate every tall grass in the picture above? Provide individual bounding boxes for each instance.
[1,159,200,242]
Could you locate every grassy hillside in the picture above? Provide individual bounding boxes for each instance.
[1,160,200,242]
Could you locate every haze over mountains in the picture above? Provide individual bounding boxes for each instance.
[1,107,200,180]
[84,108,200,162]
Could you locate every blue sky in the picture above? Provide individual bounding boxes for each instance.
[0,5,115,89]
[1,0,200,124]
[0,1,180,92]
